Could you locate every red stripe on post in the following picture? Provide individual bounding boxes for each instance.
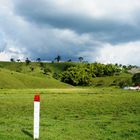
[34,95,40,102]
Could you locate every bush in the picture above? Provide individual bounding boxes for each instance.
[43,67,52,75]
[60,66,92,86]
[118,79,132,88]
[53,72,60,80]
[132,73,140,86]
[40,62,45,69]
[30,66,34,72]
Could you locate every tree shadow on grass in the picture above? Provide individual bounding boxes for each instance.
[21,129,33,138]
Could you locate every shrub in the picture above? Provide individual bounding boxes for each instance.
[132,73,140,86]
[53,72,60,80]
[60,66,92,86]
[118,79,132,88]
[43,67,52,75]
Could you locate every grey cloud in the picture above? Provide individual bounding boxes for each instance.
[0,5,99,61]
[13,0,140,44]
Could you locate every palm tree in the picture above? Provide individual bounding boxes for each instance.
[25,58,31,65]
[10,58,15,62]
[55,55,61,62]
[17,59,21,62]
[68,59,72,62]
[78,57,83,62]
[36,58,41,62]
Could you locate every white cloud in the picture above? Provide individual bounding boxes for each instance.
[0,38,26,61]
[0,51,23,61]
[96,41,140,65]
[0,48,25,61]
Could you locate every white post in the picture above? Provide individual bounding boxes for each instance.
[34,95,40,139]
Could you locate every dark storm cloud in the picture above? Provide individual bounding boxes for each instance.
[13,0,140,44]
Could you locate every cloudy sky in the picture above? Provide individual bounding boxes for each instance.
[0,0,140,65]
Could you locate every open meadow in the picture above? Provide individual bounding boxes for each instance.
[0,87,140,140]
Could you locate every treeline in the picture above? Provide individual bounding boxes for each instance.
[8,58,139,87]
[60,63,122,86]
[10,55,85,63]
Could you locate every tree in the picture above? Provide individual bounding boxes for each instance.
[43,67,52,75]
[78,57,83,62]
[30,66,34,72]
[10,58,15,62]
[40,62,45,69]
[60,63,121,86]
[17,59,21,62]
[132,73,140,86]
[36,58,41,62]
[55,55,61,62]
[128,65,133,70]
[25,58,31,65]
[67,59,72,62]
[60,65,92,86]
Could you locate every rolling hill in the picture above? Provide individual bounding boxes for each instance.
[0,61,133,88]
[0,68,71,89]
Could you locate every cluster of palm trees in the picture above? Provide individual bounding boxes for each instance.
[54,56,84,62]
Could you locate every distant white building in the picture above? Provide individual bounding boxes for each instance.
[124,86,140,90]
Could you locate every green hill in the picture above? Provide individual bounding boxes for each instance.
[0,68,71,89]
[0,62,73,78]
[0,61,76,89]
[0,61,133,88]
[0,61,76,74]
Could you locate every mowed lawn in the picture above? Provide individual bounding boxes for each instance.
[0,88,140,140]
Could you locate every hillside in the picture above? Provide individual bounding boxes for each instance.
[92,73,132,87]
[0,68,71,89]
[0,61,134,88]
[0,61,76,75]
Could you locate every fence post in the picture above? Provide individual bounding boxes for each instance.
[34,95,40,139]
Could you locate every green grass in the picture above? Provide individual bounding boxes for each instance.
[0,68,71,89]
[0,87,140,140]
[92,73,132,87]
[0,62,75,89]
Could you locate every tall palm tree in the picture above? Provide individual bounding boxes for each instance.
[17,59,21,62]
[55,55,61,62]
[78,57,83,62]
[36,58,41,62]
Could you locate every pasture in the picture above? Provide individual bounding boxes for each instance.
[0,87,140,140]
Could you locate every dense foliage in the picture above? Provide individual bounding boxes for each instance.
[60,65,93,86]
[132,73,140,86]
[60,63,121,86]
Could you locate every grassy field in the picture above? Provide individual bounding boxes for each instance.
[0,87,140,140]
